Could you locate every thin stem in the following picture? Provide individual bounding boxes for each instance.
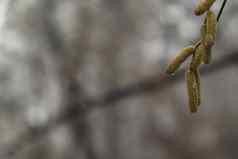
[217,0,228,22]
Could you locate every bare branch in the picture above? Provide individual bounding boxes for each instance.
[1,52,238,159]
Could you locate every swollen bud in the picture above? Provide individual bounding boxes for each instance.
[166,46,194,75]
[194,0,216,16]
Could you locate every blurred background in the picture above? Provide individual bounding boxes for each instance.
[0,0,238,159]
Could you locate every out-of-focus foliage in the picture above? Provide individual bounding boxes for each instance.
[0,0,238,159]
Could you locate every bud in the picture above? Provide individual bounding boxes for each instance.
[166,46,194,75]
[194,0,216,16]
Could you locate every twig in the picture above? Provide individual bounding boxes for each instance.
[1,52,238,159]
[217,0,228,22]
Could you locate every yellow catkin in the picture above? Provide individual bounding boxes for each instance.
[201,21,212,64]
[166,46,194,75]
[189,44,205,70]
[194,69,201,106]
[205,10,217,48]
[201,22,207,43]
[186,69,201,113]
[194,0,216,16]
[203,47,212,64]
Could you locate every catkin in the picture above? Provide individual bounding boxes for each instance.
[205,10,217,48]
[166,46,194,75]
[194,0,216,16]
[201,22,207,42]
[201,21,212,64]
[189,44,205,70]
[186,69,201,113]
[203,47,212,64]
[194,69,201,106]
